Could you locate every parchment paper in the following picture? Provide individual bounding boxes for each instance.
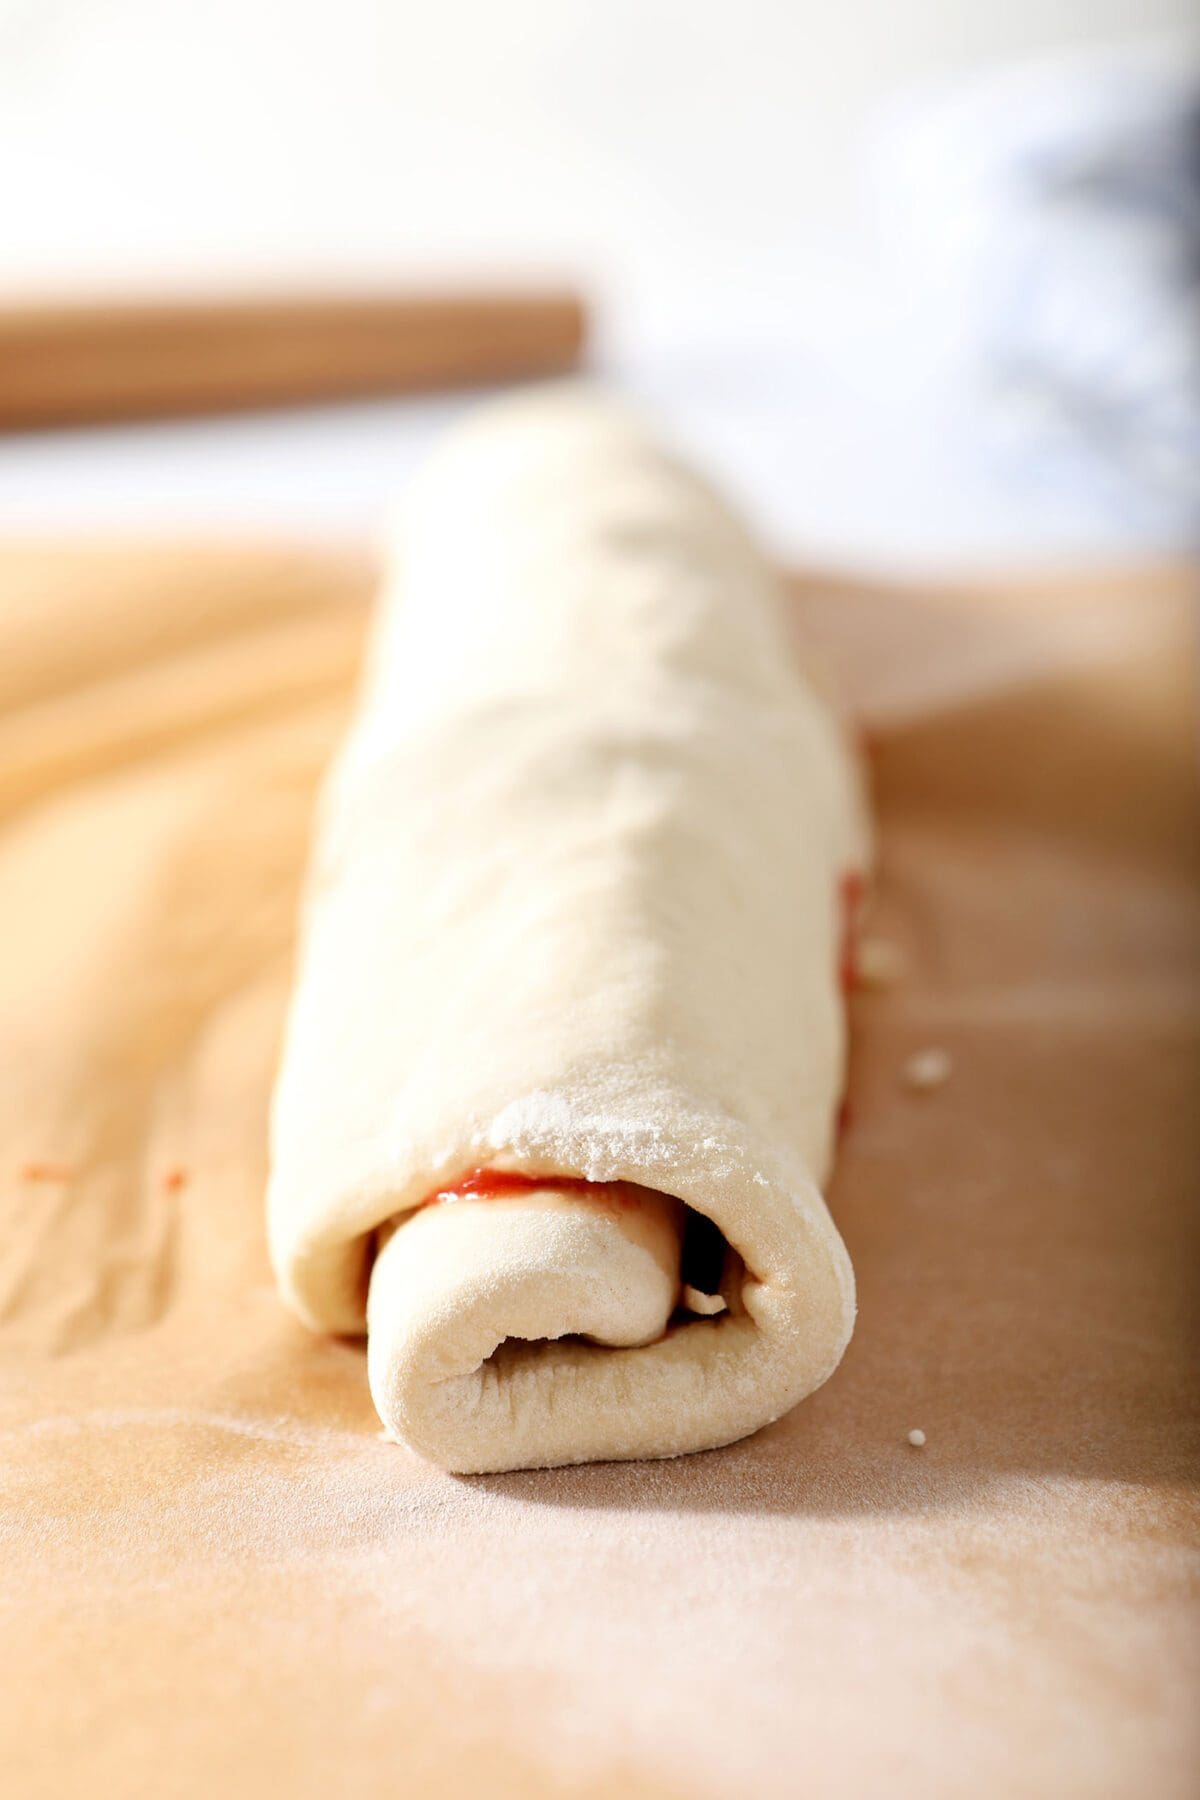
[1,543,1196,1798]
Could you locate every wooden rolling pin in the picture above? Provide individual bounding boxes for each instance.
[0,288,587,429]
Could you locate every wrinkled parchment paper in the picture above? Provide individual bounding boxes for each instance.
[1,544,1196,1799]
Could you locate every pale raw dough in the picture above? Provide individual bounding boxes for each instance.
[267,387,870,1472]
[368,1183,687,1466]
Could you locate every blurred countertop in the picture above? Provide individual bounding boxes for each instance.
[0,331,1185,576]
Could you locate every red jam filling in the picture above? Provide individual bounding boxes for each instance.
[420,1167,641,1211]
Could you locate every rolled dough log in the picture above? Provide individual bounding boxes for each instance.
[268,388,869,1472]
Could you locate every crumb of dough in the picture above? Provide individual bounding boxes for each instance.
[856,936,906,987]
[903,1047,953,1091]
[681,1285,727,1317]
[908,1428,926,1447]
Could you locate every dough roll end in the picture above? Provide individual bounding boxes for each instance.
[368,1183,685,1472]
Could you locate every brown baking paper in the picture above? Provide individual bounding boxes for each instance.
[1,542,1196,1798]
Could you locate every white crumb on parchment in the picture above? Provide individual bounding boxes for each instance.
[903,1047,953,1091]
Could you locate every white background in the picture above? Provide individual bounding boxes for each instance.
[0,0,1192,569]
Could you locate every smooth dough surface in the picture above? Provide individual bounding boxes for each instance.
[268,388,869,1472]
